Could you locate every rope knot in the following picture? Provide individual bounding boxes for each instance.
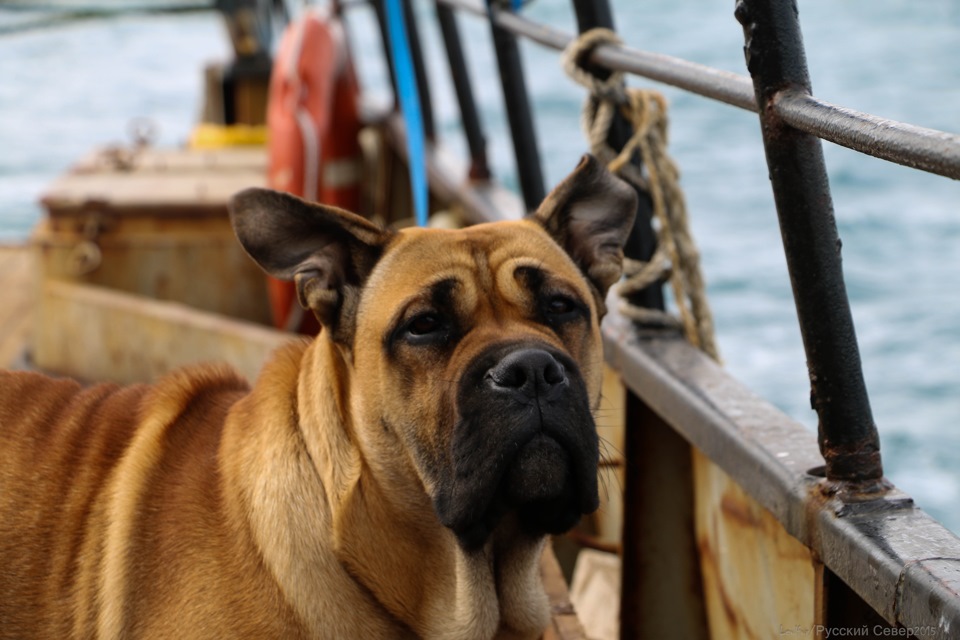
[561,28,626,103]
[562,28,720,361]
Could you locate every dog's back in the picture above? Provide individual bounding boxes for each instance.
[0,367,269,638]
[0,372,145,637]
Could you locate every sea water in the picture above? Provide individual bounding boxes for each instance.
[0,0,958,532]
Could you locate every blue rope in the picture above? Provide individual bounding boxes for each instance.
[384,0,428,228]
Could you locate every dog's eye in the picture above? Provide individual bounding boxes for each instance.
[541,294,585,328]
[406,312,443,337]
[546,296,576,316]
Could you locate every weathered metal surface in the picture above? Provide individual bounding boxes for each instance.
[773,89,960,181]
[33,217,271,324]
[694,449,816,640]
[736,0,882,482]
[601,320,960,637]
[33,280,292,384]
[819,566,897,637]
[36,146,271,323]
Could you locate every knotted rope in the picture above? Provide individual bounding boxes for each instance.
[563,28,719,361]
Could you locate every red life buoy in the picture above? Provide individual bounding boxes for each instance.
[266,9,364,333]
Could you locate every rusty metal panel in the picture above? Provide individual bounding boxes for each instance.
[34,145,271,324]
[32,216,270,325]
[694,449,816,640]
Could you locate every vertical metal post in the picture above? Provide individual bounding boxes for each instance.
[371,0,400,105]
[570,0,663,312]
[735,0,883,482]
[484,4,545,211]
[620,393,709,640]
[400,0,436,140]
[435,2,491,180]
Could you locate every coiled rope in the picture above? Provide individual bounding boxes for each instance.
[562,28,720,362]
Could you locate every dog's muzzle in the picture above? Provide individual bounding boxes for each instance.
[434,342,600,550]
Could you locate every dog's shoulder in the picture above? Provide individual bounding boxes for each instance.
[144,361,251,420]
[237,339,309,416]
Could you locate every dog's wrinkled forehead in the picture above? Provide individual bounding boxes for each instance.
[358,220,592,323]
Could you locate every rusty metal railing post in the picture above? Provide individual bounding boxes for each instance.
[435,1,491,180]
[400,0,436,140]
[483,2,545,211]
[735,0,883,482]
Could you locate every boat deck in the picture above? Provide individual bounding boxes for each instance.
[0,244,34,369]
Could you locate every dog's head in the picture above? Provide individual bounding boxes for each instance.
[231,155,636,550]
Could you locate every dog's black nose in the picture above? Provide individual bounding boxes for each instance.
[486,348,568,401]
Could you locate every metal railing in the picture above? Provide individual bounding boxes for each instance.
[338,0,960,637]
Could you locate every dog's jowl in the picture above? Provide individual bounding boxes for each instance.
[0,155,636,639]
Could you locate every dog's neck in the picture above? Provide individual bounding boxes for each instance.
[291,336,552,639]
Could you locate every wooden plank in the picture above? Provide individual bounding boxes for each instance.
[71,146,267,175]
[592,365,626,548]
[541,545,590,640]
[694,448,817,639]
[41,171,265,217]
[33,280,294,384]
[41,145,266,219]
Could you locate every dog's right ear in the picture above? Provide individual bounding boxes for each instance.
[229,188,392,343]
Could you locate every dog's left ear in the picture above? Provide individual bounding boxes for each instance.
[229,188,391,343]
[531,155,638,300]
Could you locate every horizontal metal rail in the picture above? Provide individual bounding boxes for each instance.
[775,89,960,178]
[437,0,960,180]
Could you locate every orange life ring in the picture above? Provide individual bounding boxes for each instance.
[266,9,364,333]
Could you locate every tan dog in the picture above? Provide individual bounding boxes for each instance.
[0,155,636,639]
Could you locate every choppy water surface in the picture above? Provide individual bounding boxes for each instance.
[1,0,959,531]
